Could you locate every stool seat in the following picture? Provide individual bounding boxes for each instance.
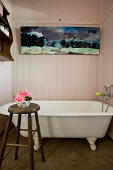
[0,103,45,170]
[8,103,40,114]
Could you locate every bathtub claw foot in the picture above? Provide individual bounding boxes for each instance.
[33,136,39,151]
[87,137,97,151]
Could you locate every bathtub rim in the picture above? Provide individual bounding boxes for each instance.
[0,100,113,116]
[37,112,113,116]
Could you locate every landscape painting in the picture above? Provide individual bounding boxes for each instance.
[21,26,100,55]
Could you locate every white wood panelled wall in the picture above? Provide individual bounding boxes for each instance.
[0,62,12,105]
[12,24,100,100]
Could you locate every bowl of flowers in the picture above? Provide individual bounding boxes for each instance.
[15,90,34,108]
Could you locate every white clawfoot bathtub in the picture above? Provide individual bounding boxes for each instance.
[0,100,113,151]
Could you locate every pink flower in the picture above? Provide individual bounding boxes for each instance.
[15,90,34,103]
[20,90,29,97]
[15,92,25,103]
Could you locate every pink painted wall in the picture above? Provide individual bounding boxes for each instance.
[11,0,101,100]
[101,0,113,95]
[102,0,113,18]
[101,0,113,139]
[12,0,101,24]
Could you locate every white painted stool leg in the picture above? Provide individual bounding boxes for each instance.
[33,136,39,151]
[86,137,97,151]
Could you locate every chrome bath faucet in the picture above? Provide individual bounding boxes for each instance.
[103,84,113,100]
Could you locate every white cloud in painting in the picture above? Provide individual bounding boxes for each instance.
[54,28,64,33]
[28,32,44,37]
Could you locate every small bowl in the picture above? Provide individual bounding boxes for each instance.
[16,100,31,108]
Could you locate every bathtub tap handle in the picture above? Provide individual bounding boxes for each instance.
[96,92,104,96]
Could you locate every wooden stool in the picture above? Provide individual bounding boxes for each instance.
[0,103,45,170]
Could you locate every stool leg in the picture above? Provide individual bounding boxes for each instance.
[15,114,21,160]
[0,113,13,168]
[28,113,34,170]
[35,112,45,162]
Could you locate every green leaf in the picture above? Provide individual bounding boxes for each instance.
[25,96,32,101]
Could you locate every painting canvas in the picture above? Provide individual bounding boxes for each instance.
[21,26,100,55]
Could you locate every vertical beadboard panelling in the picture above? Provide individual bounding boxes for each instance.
[84,55,98,100]
[43,55,50,99]
[63,55,72,99]
[36,55,44,99]
[56,55,64,99]
[75,55,84,99]
[49,55,57,99]
[90,56,98,99]
[2,63,7,103]
[84,56,90,99]
[23,55,30,90]
[68,55,77,99]
[6,62,12,103]
[0,62,12,105]
[63,55,84,99]
[96,53,100,93]
[16,54,24,91]
[29,55,37,98]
